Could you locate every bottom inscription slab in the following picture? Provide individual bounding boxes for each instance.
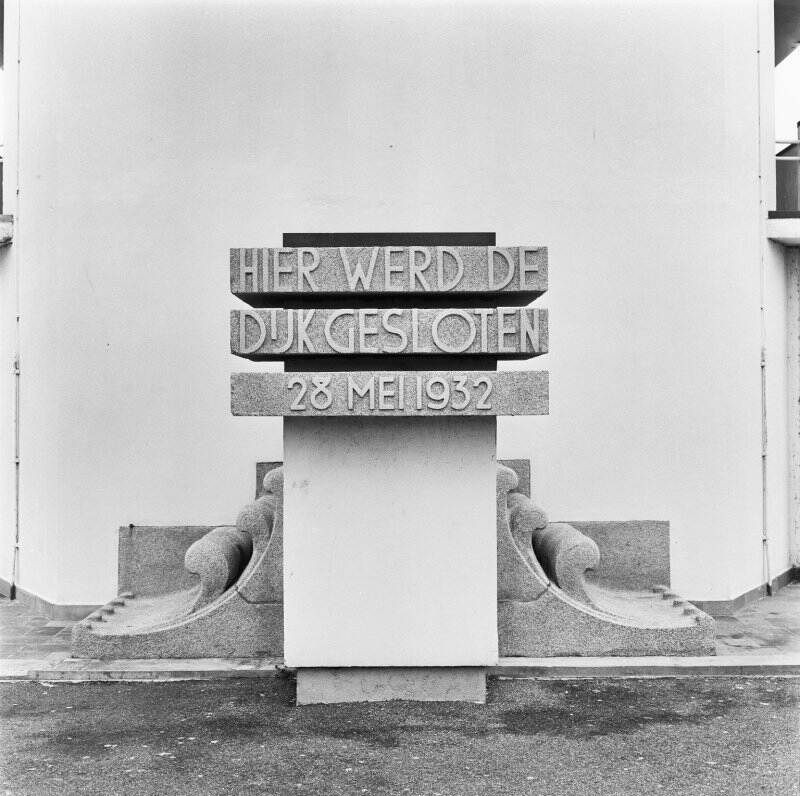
[231,370,548,416]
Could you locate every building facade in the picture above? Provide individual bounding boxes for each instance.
[0,0,798,616]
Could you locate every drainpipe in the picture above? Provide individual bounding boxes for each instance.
[756,2,772,596]
[9,2,22,601]
[761,342,772,595]
[11,344,19,601]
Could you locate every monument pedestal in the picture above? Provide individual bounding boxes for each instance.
[236,239,547,703]
[283,416,498,674]
[69,238,715,676]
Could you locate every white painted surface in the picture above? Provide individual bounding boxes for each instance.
[767,218,800,246]
[0,0,791,605]
[775,46,800,141]
[761,241,792,586]
[788,250,800,568]
[283,417,498,667]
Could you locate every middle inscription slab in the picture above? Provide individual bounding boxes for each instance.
[231,307,548,360]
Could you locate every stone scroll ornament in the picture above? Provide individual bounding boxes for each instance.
[71,242,715,659]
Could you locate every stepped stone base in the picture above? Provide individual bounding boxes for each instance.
[498,591,715,658]
[72,591,282,659]
[72,463,715,661]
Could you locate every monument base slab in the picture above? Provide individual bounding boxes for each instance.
[296,667,487,704]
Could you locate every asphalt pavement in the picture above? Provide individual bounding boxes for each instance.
[1,676,797,796]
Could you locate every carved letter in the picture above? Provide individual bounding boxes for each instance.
[381,310,408,353]
[324,309,355,354]
[411,308,421,352]
[340,247,379,290]
[358,309,379,353]
[409,247,432,291]
[384,247,406,290]
[273,309,296,354]
[519,247,539,289]
[296,309,316,353]
[237,310,268,355]
[488,247,514,290]
[520,308,541,353]
[297,248,320,291]
[272,248,294,290]
[473,309,492,353]
[436,247,464,291]
[347,375,375,410]
[237,248,260,292]
[497,307,516,353]
[378,376,396,410]
[431,310,477,354]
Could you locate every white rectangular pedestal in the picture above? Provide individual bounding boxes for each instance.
[296,667,487,704]
[283,416,498,668]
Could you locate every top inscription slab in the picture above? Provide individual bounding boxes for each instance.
[231,246,547,308]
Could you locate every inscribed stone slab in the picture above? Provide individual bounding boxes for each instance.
[231,246,547,306]
[231,370,549,416]
[231,307,548,360]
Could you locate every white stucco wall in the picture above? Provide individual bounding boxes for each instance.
[283,417,498,667]
[0,0,790,605]
[764,241,792,585]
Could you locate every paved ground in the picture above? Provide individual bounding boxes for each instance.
[715,583,800,656]
[0,601,73,659]
[0,676,797,796]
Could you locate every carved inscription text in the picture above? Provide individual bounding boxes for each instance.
[231,246,547,298]
[231,307,548,358]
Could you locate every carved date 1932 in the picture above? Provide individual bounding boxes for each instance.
[286,373,493,412]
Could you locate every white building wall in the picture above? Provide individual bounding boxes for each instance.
[0,246,15,591]
[764,241,792,586]
[0,0,789,605]
[0,0,20,590]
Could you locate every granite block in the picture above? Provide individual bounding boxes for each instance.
[231,370,549,417]
[184,526,252,611]
[118,526,212,597]
[496,465,551,602]
[296,667,487,704]
[231,307,548,360]
[255,461,283,498]
[231,246,547,306]
[498,595,715,657]
[71,595,283,659]
[532,522,600,605]
[569,521,670,590]
[72,469,286,660]
[495,470,714,657]
[503,459,531,497]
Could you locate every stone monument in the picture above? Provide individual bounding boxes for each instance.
[71,233,714,704]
